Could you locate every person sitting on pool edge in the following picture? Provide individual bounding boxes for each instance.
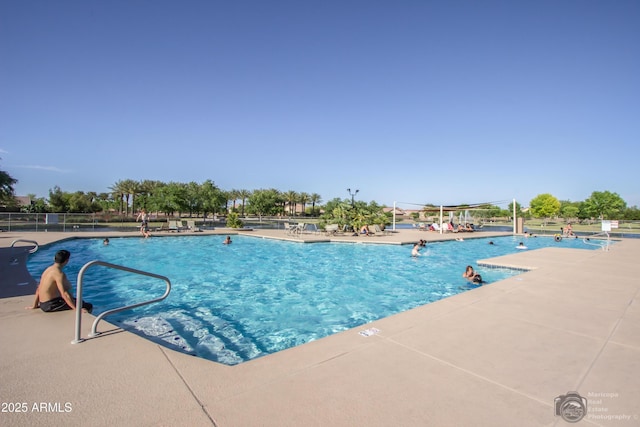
[26,250,93,313]
[462,265,483,284]
[360,225,371,236]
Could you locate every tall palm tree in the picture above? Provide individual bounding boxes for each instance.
[120,179,140,217]
[283,190,298,217]
[238,189,251,217]
[310,193,322,216]
[139,179,163,211]
[298,192,310,216]
[229,189,240,211]
[109,180,126,215]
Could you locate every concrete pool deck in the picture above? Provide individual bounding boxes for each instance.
[1,229,638,426]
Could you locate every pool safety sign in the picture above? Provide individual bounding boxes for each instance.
[601,220,619,231]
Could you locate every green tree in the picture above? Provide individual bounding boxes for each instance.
[226,211,243,228]
[153,182,184,216]
[68,191,92,213]
[184,181,202,216]
[200,180,226,219]
[529,193,561,220]
[247,189,281,219]
[582,191,626,220]
[0,161,18,204]
[622,206,640,220]
[48,186,70,212]
[507,201,523,218]
[137,179,163,211]
[559,200,580,220]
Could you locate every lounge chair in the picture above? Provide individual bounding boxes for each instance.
[371,224,391,236]
[303,223,320,234]
[168,220,185,232]
[284,223,297,235]
[155,221,170,232]
[324,224,339,236]
[187,220,202,232]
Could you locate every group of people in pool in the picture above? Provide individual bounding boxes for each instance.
[410,239,485,284]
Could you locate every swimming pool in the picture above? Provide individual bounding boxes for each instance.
[27,235,605,365]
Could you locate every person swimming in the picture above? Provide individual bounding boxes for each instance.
[462,265,483,284]
[411,243,421,257]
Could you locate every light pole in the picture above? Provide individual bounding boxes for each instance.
[347,188,359,206]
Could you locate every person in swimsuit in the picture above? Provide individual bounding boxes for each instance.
[136,209,151,238]
[411,243,421,257]
[26,250,93,313]
[462,265,483,284]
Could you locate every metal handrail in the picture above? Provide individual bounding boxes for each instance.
[583,231,610,251]
[72,260,171,344]
[10,239,39,253]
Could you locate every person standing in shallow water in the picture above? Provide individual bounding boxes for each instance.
[26,250,93,313]
[411,243,421,257]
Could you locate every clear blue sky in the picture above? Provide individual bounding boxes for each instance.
[1,0,639,209]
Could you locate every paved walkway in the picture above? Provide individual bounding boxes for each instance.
[1,230,638,426]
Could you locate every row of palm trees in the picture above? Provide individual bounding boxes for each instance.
[108,179,323,217]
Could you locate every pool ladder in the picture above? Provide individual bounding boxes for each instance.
[72,260,171,344]
[582,231,611,251]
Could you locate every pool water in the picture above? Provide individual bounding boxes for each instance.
[27,234,606,365]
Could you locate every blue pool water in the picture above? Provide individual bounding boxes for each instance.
[27,235,607,365]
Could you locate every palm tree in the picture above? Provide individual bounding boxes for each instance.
[298,192,310,216]
[238,189,251,217]
[109,180,126,215]
[310,193,322,216]
[120,179,140,217]
[229,189,240,212]
[283,190,298,217]
[139,179,163,211]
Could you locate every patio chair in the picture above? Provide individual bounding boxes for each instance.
[284,223,296,235]
[371,224,391,236]
[155,221,170,232]
[304,223,320,234]
[186,220,202,232]
[324,224,339,236]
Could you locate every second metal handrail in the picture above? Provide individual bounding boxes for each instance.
[72,260,171,344]
[583,231,610,251]
[11,239,39,253]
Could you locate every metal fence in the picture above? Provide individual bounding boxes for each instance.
[0,213,280,232]
[0,213,139,232]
